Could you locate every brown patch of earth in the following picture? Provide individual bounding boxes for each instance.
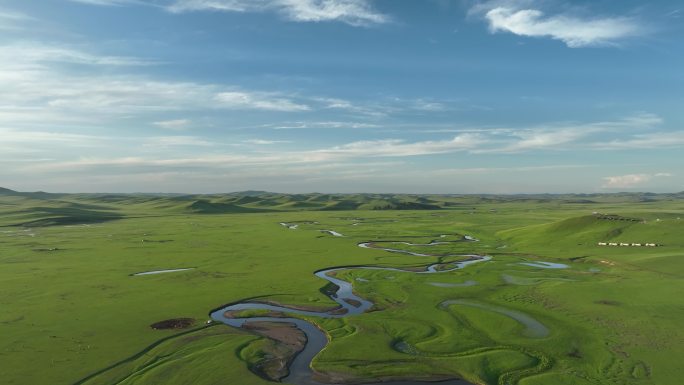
[343,298,362,308]
[328,307,349,316]
[596,299,621,306]
[259,300,341,313]
[312,370,460,384]
[223,310,287,319]
[223,300,344,319]
[150,318,195,330]
[242,321,307,381]
[399,266,429,272]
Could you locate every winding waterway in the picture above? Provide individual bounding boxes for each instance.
[519,261,568,269]
[132,268,195,276]
[210,233,492,385]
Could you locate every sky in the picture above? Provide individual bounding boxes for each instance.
[1,0,682,194]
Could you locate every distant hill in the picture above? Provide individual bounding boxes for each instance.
[1,188,683,227]
[0,187,63,200]
[231,190,274,197]
[0,187,17,195]
[186,199,273,214]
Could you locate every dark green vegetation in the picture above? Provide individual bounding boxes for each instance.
[0,188,682,385]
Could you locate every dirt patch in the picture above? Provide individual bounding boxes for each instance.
[243,321,307,381]
[343,298,362,308]
[596,300,622,306]
[150,318,196,330]
[141,239,175,243]
[399,266,429,272]
[224,310,287,319]
[244,321,306,347]
[328,307,349,316]
[223,300,343,319]
[257,299,341,313]
[312,370,458,384]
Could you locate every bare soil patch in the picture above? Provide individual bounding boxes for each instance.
[150,318,196,330]
[243,321,307,381]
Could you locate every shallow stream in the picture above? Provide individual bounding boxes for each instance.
[210,231,538,385]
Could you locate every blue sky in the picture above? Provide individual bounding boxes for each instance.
[1,0,682,193]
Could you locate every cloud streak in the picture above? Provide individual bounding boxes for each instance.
[595,131,684,150]
[243,139,291,145]
[67,0,140,5]
[602,173,672,189]
[475,3,643,47]
[0,7,34,31]
[166,0,389,26]
[2,112,672,167]
[215,91,310,112]
[476,113,664,153]
[0,42,314,126]
[5,110,680,194]
[0,42,156,67]
[266,121,381,130]
[314,134,482,158]
[153,119,192,130]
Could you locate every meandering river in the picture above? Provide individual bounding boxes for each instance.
[209,232,504,385]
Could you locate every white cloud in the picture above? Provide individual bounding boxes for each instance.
[67,0,140,5]
[266,121,380,130]
[146,136,214,147]
[277,0,387,25]
[0,127,107,156]
[595,131,684,150]
[3,78,308,122]
[602,174,649,188]
[23,154,287,172]
[618,112,663,127]
[486,113,665,153]
[667,9,681,19]
[0,128,100,146]
[477,4,642,47]
[602,172,672,189]
[495,128,588,152]
[317,97,389,117]
[322,97,355,109]
[167,0,267,12]
[215,91,310,112]
[317,96,485,117]
[426,164,588,176]
[167,0,389,26]
[313,134,483,158]
[412,99,446,112]
[7,111,680,193]
[0,7,33,31]
[243,139,290,145]
[15,133,482,174]
[153,119,192,130]
[0,42,313,126]
[0,42,155,67]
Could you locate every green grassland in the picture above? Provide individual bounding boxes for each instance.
[0,188,682,385]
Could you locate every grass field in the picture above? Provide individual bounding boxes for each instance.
[1,189,682,385]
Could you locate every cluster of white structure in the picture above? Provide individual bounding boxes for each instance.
[597,242,659,247]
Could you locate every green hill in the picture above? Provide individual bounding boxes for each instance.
[1,188,683,228]
[186,200,272,214]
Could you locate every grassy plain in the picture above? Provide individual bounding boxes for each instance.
[0,190,682,385]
